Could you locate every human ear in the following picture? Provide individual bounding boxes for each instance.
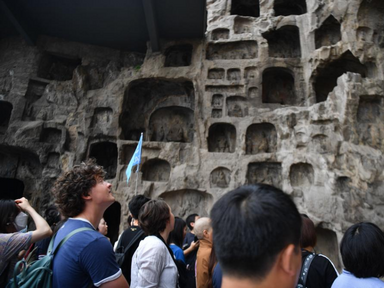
[280,244,301,277]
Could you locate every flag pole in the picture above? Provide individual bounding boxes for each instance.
[134,133,143,195]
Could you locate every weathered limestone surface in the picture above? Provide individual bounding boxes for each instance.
[1,0,384,268]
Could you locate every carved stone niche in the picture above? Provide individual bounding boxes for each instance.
[313,51,367,103]
[89,142,117,179]
[244,67,257,81]
[357,27,373,42]
[120,79,194,141]
[22,79,48,121]
[39,128,62,144]
[0,101,12,134]
[263,26,301,58]
[212,109,223,118]
[46,152,60,168]
[262,68,296,105]
[159,190,213,219]
[0,177,24,200]
[206,41,258,60]
[357,95,384,151]
[315,226,341,271]
[337,177,366,223]
[234,17,253,34]
[311,134,329,154]
[210,167,231,188]
[246,123,277,154]
[227,96,248,117]
[358,0,384,47]
[227,69,241,81]
[247,162,282,189]
[148,106,194,143]
[164,44,193,67]
[208,68,225,80]
[142,159,171,182]
[212,94,223,108]
[208,123,236,153]
[289,163,314,188]
[37,52,81,81]
[211,28,230,40]
[273,0,307,16]
[91,107,113,129]
[231,0,260,17]
[315,15,341,49]
[248,87,258,99]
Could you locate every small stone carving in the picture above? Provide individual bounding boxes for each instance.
[212,94,223,107]
[246,123,277,154]
[263,26,301,58]
[210,167,230,188]
[227,69,241,81]
[206,41,258,60]
[38,53,81,81]
[211,29,230,40]
[290,163,314,188]
[208,68,225,80]
[262,68,296,105]
[212,109,222,118]
[142,159,171,182]
[247,162,282,189]
[164,45,192,67]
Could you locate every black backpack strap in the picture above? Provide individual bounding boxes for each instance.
[121,230,144,258]
[297,253,316,288]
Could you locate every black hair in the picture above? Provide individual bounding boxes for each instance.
[210,184,302,281]
[341,222,384,278]
[44,205,61,227]
[186,213,199,230]
[129,195,151,219]
[0,199,19,233]
[300,216,317,248]
[167,217,186,248]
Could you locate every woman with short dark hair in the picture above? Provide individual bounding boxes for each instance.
[130,199,178,288]
[331,222,384,288]
[299,215,338,288]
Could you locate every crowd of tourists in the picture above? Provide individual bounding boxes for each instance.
[1,159,384,288]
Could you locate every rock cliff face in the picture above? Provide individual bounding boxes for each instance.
[1,0,384,267]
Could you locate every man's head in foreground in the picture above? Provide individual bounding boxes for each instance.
[210,184,302,288]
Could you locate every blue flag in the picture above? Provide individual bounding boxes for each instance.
[126,133,143,183]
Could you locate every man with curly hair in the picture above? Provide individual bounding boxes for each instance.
[51,160,129,288]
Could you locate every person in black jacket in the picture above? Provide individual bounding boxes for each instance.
[300,215,339,288]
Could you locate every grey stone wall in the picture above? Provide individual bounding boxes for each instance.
[1,0,384,269]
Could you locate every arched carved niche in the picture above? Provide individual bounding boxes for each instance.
[148,107,194,143]
[208,68,225,80]
[234,17,253,34]
[246,123,277,154]
[206,41,258,60]
[91,107,113,129]
[22,79,47,121]
[212,94,223,109]
[37,52,81,81]
[231,0,260,17]
[311,134,329,154]
[356,95,384,151]
[244,67,257,81]
[227,69,241,81]
[164,44,193,67]
[314,51,367,103]
[262,68,296,105]
[141,159,171,182]
[89,142,117,179]
[274,0,307,16]
[159,190,213,219]
[247,162,282,189]
[263,26,301,58]
[211,29,230,40]
[212,109,222,118]
[226,96,248,117]
[120,79,194,141]
[40,128,62,144]
[289,163,314,188]
[103,201,121,245]
[208,123,236,153]
[0,178,24,200]
[358,0,384,47]
[315,15,341,49]
[0,101,12,134]
[316,226,341,271]
[210,167,231,188]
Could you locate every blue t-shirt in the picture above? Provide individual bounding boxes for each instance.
[52,218,121,288]
[213,262,222,288]
[331,270,384,288]
[170,244,186,263]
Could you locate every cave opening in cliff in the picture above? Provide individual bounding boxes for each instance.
[164,44,193,67]
[37,52,81,81]
[0,178,24,200]
[262,68,296,105]
[89,142,117,179]
[263,25,301,58]
[0,101,12,134]
[208,123,236,153]
[246,123,277,154]
[315,15,341,49]
[274,0,307,16]
[231,0,260,18]
[142,159,171,182]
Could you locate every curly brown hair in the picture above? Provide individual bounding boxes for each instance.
[139,199,170,235]
[52,159,105,218]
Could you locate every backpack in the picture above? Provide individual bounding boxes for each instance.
[6,227,93,288]
[115,229,144,267]
[296,252,316,288]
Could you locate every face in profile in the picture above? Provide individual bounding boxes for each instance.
[98,218,108,236]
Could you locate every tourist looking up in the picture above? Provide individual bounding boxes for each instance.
[299,215,338,288]
[52,159,129,288]
[210,184,302,288]
[195,217,213,288]
[331,222,384,288]
[182,213,200,288]
[116,195,150,284]
[130,199,178,288]
[0,198,52,286]
[168,216,187,263]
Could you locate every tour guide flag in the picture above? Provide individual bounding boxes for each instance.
[126,133,143,183]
